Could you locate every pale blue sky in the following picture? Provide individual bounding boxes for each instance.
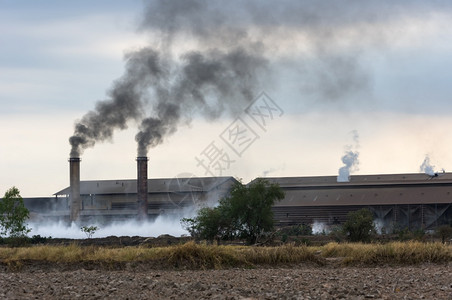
[2,1,452,197]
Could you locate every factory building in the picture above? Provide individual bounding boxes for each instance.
[263,173,452,231]
[29,176,238,223]
[24,173,452,231]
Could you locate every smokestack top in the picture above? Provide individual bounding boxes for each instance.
[137,155,148,219]
[69,156,81,222]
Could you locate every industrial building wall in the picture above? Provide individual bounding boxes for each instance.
[30,175,452,230]
[277,186,452,207]
[273,203,452,231]
[23,197,68,213]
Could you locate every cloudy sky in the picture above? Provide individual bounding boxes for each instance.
[2,0,452,197]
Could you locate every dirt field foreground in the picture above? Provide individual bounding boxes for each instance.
[1,264,451,299]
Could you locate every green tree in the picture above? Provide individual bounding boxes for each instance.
[182,179,285,244]
[222,179,285,244]
[342,208,376,242]
[0,187,30,237]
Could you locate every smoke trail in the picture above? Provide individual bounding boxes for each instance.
[69,48,168,157]
[135,103,180,157]
[70,0,452,156]
[136,0,443,155]
[337,130,360,182]
[135,47,267,156]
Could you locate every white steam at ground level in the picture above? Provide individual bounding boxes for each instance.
[373,219,385,235]
[311,220,386,235]
[28,215,189,239]
[311,221,329,235]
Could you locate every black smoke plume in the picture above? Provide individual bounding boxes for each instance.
[135,47,267,156]
[71,0,450,157]
[69,48,168,157]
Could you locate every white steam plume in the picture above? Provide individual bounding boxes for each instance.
[29,218,189,239]
[337,130,360,182]
[312,221,328,235]
[420,155,435,176]
[29,175,227,239]
[419,155,444,176]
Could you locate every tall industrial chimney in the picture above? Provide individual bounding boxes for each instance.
[137,156,149,219]
[69,157,81,222]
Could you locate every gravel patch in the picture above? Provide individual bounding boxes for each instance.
[1,264,451,299]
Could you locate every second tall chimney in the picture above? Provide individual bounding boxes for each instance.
[69,157,81,222]
[137,156,148,219]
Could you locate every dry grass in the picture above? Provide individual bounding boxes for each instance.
[320,241,452,265]
[0,241,451,270]
[238,243,322,265]
[166,242,245,269]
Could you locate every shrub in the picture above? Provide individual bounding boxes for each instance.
[412,228,425,241]
[181,208,226,242]
[281,234,288,243]
[328,225,346,242]
[81,226,98,239]
[394,226,411,241]
[288,224,312,236]
[342,209,376,242]
[30,235,51,244]
[435,225,452,244]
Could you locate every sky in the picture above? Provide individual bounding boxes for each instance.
[2,0,452,197]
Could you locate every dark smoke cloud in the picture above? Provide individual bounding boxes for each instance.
[139,0,452,101]
[135,103,180,157]
[70,0,269,157]
[135,47,268,156]
[71,0,452,157]
[69,48,168,157]
[140,0,452,43]
[299,54,370,101]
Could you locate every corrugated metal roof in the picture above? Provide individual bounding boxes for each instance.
[255,173,452,188]
[249,173,452,206]
[54,176,237,196]
[55,173,452,206]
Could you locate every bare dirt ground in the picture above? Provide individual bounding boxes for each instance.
[1,263,451,299]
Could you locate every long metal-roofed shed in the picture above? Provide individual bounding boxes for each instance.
[51,176,238,222]
[256,173,452,231]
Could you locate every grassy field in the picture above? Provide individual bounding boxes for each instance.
[0,241,451,270]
